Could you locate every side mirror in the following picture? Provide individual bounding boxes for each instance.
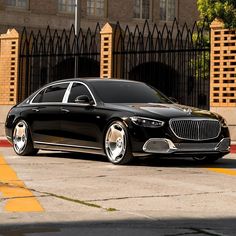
[74,95,94,105]
[169,97,178,103]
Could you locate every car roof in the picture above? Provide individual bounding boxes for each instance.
[49,78,143,85]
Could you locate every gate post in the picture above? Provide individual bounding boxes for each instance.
[100,23,113,78]
[210,19,236,142]
[100,23,123,79]
[0,29,19,105]
[0,28,19,137]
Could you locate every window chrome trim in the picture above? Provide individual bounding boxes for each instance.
[65,81,97,106]
[29,81,97,106]
[30,81,71,105]
[62,82,73,103]
[34,141,102,150]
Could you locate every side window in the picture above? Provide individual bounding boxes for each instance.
[68,83,93,103]
[32,83,69,103]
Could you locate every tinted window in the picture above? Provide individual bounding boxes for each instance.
[68,83,93,103]
[91,81,172,103]
[33,83,69,103]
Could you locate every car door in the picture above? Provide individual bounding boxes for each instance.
[59,82,102,150]
[28,82,70,143]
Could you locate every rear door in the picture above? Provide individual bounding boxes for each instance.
[28,82,70,143]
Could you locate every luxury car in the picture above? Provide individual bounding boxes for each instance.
[5,78,230,164]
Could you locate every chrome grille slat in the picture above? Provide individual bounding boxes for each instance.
[169,119,221,141]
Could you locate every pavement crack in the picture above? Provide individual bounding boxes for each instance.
[0,181,118,212]
[1,194,49,202]
[85,191,235,202]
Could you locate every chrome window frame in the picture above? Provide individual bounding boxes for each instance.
[30,81,97,106]
[64,81,97,106]
[30,81,71,105]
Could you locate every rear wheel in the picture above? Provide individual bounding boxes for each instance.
[193,154,223,163]
[104,121,134,164]
[12,120,38,156]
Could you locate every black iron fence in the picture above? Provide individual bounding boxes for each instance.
[18,20,210,109]
[18,24,101,101]
[113,19,210,109]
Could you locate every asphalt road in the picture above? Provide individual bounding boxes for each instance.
[0,147,236,236]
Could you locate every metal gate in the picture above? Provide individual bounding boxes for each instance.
[18,24,101,102]
[112,19,210,109]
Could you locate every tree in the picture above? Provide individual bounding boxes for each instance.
[197,0,236,28]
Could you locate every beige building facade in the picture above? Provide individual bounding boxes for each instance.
[0,0,199,33]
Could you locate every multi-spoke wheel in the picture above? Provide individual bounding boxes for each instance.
[105,121,133,164]
[13,120,38,156]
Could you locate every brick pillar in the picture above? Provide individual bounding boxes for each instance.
[210,18,236,142]
[0,29,19,105]
[100,23,113,78]
[100,23,123,79]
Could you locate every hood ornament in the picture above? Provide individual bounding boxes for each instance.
[183,108,192,115]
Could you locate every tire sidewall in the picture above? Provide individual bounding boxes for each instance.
[12,120,32,156]
[104,120,131,164]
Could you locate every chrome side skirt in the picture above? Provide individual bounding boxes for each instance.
[34,141,104,155]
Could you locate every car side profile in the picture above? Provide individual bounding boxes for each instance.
[5,78,230,164]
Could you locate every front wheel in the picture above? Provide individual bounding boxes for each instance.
[104,121,134,164]
[12,120,38,156]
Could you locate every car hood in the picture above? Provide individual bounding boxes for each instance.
[107,103,219,120]
[129,103,218,119]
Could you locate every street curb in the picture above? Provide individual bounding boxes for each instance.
[0,138,236,153]
[0,139,12,147]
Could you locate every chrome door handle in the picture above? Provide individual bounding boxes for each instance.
[61,108,70,113]
[32,108,39,112]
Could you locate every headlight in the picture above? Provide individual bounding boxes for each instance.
[130,116,164,128]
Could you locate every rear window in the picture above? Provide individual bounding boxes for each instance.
[32,83,69,103]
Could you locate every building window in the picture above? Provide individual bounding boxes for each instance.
[58,0,75,14]
[160,0,176,21]
[134,0,150,19]
[87,0,105,17]
[6,0,28,8]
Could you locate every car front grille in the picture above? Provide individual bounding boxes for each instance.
[169,119,221,141]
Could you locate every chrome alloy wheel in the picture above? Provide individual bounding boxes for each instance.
[105,123,127,163]
[13,120,28,154]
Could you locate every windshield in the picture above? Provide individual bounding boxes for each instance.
[91,80,173,104]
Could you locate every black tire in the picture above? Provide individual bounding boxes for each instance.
[193,154,223,164]
[12,120,38,156]
[104,121,134,165]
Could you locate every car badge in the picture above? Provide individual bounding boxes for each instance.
[184,108,192,115]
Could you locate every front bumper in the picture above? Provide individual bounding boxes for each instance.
[142,138,231,155]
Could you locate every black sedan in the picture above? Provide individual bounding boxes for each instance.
[5,78,230,164]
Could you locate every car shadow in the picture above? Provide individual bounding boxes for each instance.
[0,218,236,236]
[36,151,236,169]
